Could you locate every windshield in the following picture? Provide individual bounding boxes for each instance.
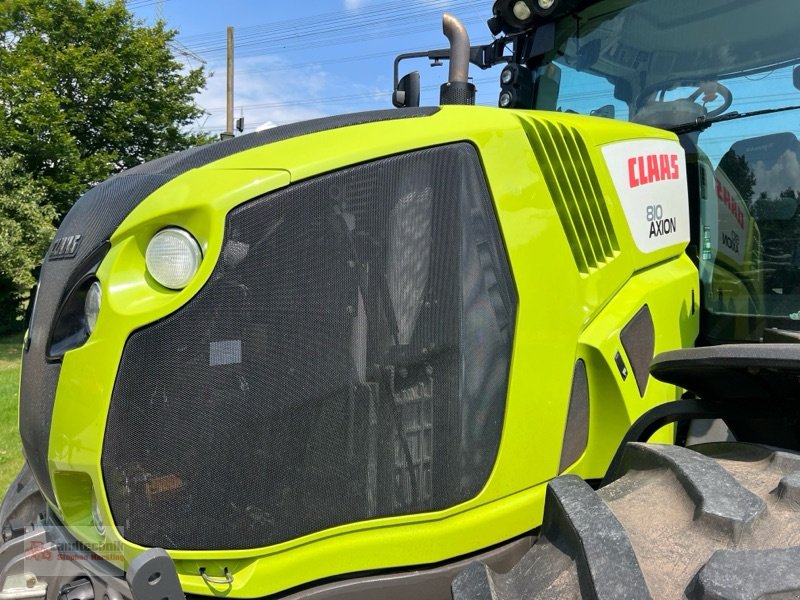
[536,0,800,342]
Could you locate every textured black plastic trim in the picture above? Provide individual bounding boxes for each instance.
[126,548,185,600]
[125,108,440,177]
[650,344,800,401]
[558,359,589,473]
[46,242,110,360]
[20,173,174,504]
[440,82,475,106]
[266,537,532,600]
[619,304,654,397]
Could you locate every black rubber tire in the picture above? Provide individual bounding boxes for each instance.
[452,442,800,599]
[0,462,45,539]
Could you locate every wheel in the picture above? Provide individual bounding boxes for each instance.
[685,82,732,118]
[453,442,800,599]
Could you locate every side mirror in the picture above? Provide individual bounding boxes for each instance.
[590,104,616,119]
[533,63,561,111]
[393,71,420,108]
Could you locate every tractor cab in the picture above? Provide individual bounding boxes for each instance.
[394,0,800,344]
[515,0,800,344]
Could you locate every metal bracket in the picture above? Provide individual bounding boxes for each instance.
[392,41,510,93]
[126,549,185,600]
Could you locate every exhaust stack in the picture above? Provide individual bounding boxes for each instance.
[440,13,476,105]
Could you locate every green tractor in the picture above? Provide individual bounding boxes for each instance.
[3,0,800,598]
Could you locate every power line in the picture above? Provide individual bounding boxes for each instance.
[204,76,499,113]
[125,0,172,9]
[178,1,489,59]
[180,0,485,46]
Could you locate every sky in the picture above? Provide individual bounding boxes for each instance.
[126,0,507,137]
[124,0,800,169]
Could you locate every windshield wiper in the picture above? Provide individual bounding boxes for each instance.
[669,104,800,135]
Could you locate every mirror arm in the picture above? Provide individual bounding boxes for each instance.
[393,41,511,91]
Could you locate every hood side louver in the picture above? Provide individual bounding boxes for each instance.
[525,119,619,274]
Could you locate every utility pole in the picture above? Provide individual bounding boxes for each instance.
[224,26,234,139]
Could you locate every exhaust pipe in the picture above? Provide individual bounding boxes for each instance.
[440,13,475,105]
[443,13,470,84]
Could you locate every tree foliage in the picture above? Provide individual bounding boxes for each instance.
[0,0,211,330]
[0,155,55,332]
[719,150,756,205]
[0,0,210,216]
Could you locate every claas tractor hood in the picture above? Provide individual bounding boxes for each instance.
[43,0,800,597]
[0,104,698,598]
[4,104,699,599]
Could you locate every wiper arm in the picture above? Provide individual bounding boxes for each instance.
[669,104,800,135]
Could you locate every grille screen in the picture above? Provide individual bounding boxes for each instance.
[104,144,516,550]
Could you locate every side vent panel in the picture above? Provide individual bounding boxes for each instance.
[620,305,656,397]
[559,359,590,473]
[525,119,619,274]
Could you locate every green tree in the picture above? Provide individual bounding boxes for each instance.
[718,149,757,205]
[0,0,210,216]
[0,156,56,332]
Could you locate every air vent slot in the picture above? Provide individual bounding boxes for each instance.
[525,119,619,274]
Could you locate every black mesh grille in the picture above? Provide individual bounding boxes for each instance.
[20,173,172,502]
[103,144,516,550]
[22,107,437,505]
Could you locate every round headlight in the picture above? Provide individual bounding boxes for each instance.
[145,228,203,290]
[84,281,101,334]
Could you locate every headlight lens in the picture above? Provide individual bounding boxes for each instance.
[145,228,203,290]
[84,281,101,334]
[46,242,110,359]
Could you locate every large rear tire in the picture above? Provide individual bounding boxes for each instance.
[453,442,800,599]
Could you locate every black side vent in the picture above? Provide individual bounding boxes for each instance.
[620,305,655,397]
[559,359,590,473]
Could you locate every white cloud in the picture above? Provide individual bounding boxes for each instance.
[753,149,800,199]
[344,0,367,10]
[191,54,332,136]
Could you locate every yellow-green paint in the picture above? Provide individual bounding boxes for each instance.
[37,106,698,597]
